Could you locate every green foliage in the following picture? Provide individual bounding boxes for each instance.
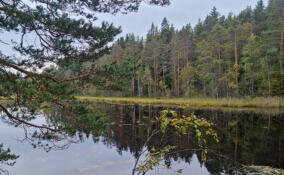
[159,110,219,147]
[95,57,141,91]
[0,144,19,167]
[134,110,219,175]
[271,74,284,96]
[85,1,284,98]
[240,34,263,96]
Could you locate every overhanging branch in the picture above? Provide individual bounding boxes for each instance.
[0,58,59,82]
[0,58,96,83]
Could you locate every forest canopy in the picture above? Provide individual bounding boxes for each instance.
[73,0,284,98]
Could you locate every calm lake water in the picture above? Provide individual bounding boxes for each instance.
[0,103,284,175]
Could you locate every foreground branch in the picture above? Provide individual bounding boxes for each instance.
[0,58,59,82]
[0,58,97,83]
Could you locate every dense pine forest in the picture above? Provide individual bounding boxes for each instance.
[53,0,284,98]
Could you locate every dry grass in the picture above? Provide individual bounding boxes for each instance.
[76,96,284,109]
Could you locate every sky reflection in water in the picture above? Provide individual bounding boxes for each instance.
[1,103,283,175]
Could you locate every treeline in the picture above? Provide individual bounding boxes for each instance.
[58,0,284,98]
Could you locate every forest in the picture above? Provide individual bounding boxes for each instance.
[0,0,283,174]
[51,0,284,98]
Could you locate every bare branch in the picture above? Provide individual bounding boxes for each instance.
[0,58,60,82]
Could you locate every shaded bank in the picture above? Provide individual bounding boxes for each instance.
[77,96,284,109]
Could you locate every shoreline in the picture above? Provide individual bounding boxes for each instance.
[77,96,284,109]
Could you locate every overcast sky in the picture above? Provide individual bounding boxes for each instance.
[97,0,268,38]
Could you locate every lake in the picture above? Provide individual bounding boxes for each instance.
[0,103,283,175]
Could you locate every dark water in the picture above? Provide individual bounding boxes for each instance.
[0,103,284,175]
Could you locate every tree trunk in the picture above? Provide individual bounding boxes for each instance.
[268,71,271,96]
[119,106,124,126]
[163,62,166,95]
[154,55,157,97]
[173,58,177,96]
[138,71,141,97]
[234,30,239,92]
[132,106,136,139]
[186,50,189,67]
[234,125,238,164]
[280,31,283,86]
[148,80,151,97]
[156,61,159,96]
[279,137,281,167]
[177,53,180,97]
[218,46,222,97]
[131,77,135,97]
[251,79,254,96]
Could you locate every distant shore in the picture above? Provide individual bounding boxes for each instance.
[77,96,284,109]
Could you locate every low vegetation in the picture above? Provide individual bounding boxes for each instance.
[77,96,284,108]
[241,166,284,175]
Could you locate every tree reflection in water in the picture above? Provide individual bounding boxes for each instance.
[0,103,107,151]
[0,103,283,175]
[98,104,284,174]
[0,102,108,174]
[0,144,18,175]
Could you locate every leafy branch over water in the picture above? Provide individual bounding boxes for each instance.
[133,110,219,175]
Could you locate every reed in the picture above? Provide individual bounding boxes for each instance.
[76,96,284,109]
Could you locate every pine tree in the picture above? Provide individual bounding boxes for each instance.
[0,0,170,130]
[241,34,262,96]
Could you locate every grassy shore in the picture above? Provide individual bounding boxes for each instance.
[77,96,284,109]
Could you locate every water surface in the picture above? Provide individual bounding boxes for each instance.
[1,103,283,175]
